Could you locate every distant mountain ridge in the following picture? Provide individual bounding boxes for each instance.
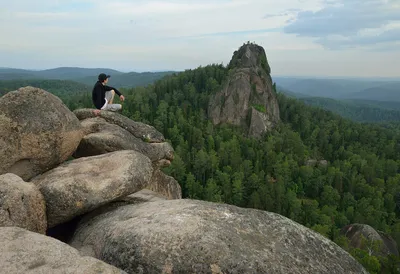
[273,76,400,102]
[0,67,123,79]
[346,87,400,102]
[300,97,400,123]
[277,87,400,123]
[0,67,176,88]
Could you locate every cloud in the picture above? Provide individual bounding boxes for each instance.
[284,0,400,49]
[263,8,301,19]
[317,28,400,49]
[102,1,243,16]
[1,0,399,77]
[1,0,303,47]
[171,28,282,40]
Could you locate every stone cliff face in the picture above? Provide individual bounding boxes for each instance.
[208,43,280,138]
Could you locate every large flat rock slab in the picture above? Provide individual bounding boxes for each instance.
[70,199,367,274]
[31,150,153,227]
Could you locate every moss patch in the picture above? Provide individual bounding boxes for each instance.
[252,104,266,113]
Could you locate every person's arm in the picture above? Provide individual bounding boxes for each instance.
[104,85,122,96]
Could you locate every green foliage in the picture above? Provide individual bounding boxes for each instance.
[259,54,270,74]
[274,77,400,102]
[252,104,266,113]
[341,235,383,274]
[351,248,381,274]
[334,235,400,273]
[38,63,400,273]
[76,71,174,88]
[0,79,90,96]
[251,83,257,93]
[300,96,400,123]
[233,92,240,104]
[0,79,93,109]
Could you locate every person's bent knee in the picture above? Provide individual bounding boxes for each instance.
[104,104,122,112]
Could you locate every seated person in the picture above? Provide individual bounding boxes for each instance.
[92,73,125,115]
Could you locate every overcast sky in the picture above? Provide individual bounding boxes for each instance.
[1,0,399,77]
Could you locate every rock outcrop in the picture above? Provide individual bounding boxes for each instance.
[70,194,367,274]
[73,108,165,143]
[70,108,181,200]
[341,223,399,257]
[0,86,83,181]
[31,150,154,228]
[70,108,181,201]
[0,173,47,234]
[72,114,174,165]
[0,227,126,274]
[208,43,280,138]
[147,169,182,199]
[306,159,329,167]
[121,189,170,204]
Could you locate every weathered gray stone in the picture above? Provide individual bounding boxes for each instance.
[0,86,84,181]
[73,108,165,143]
[248,107,275,138]
[115,189,168,205]
[31,150,153,228]
[73,117,174,164]
[0,173,47,234]
[306,159,329,167]
[341,223,399,257]
[70,199,367,274]
[147,169,182,199]
[0,227,126,274]
[208,43,280,138]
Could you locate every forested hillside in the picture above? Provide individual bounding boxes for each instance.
[348,87,400,102]
[274,76,400,102]
[0,79,89,94]
[75,71,174,88]
[300,97,400,123]
[7,63,400,273]
[121,65,400,273]
[0,79,92,109]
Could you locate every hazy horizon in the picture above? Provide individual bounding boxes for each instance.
[2,0,400,78]
[2,66,400,82]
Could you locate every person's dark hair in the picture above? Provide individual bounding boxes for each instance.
[98,73,110,82]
